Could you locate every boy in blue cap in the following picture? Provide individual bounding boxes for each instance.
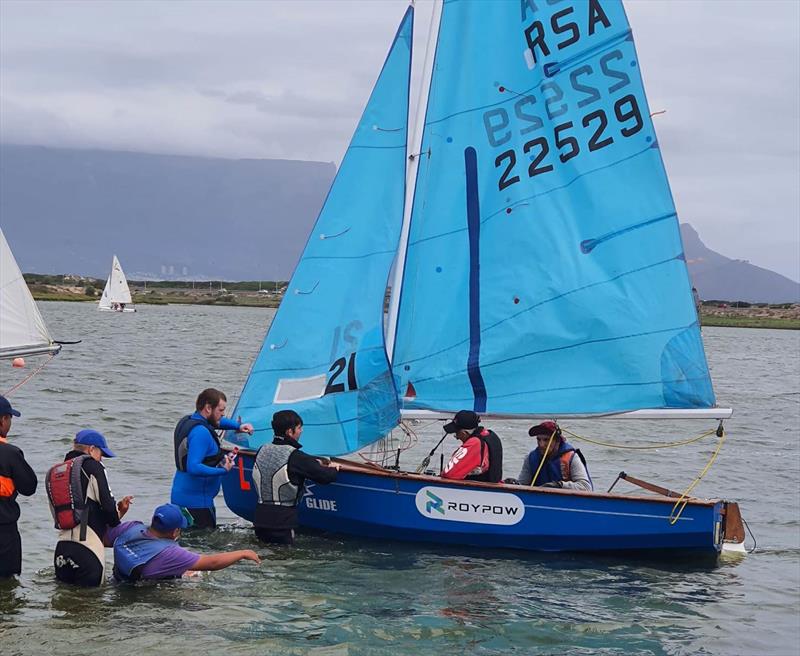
[0,395,37,578]
[50,429,134,586]
[108,503,261,581]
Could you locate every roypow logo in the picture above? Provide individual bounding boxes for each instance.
[415,486,524,526]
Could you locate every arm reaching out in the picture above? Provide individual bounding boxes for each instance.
[189,550,261,572]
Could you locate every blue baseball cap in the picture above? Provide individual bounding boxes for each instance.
[0,395,21,417]
[152,503,191,531]
[74,429,116,457]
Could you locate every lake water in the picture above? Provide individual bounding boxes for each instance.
[1,303,798,655]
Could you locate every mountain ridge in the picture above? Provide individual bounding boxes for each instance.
[1,144,797,302]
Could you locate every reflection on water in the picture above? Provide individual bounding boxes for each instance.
[0,304,797,655]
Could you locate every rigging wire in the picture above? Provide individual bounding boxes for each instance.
[742,516,758,554]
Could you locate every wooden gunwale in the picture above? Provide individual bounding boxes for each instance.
[224,445,719,508]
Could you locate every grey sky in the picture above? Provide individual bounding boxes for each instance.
[1,0,798,281]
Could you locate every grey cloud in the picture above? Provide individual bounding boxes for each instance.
[1,0,797,280]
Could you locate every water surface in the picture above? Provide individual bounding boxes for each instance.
[1,303,798,655]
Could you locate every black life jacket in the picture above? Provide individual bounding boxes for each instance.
[466,428,504,483]
[45,454,90,540]
[173,414,223,472]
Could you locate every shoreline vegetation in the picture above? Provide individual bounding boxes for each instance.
[24,273,800,329]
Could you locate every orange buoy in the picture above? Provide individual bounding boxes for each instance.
[11,357,25,368]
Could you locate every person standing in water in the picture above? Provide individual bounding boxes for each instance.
[252,410,339,545]
[48,429,134,586]
[171,388,253,529]
[0,395,37,578]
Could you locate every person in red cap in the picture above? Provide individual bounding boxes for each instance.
[0,395,37,578]
[440,410,503,482]
[518,421,592,491]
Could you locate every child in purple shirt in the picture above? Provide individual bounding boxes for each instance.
[107,504,260,582]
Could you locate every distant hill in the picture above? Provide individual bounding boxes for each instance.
[1,144,797,303]
[681,223,800,304]
[0,143,335,280]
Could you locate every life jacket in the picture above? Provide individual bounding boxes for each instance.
[173,414,223,472]
[252,443,299,509]
[466,429,503,483]
[45,455,91,540]
[527,440,589,487]
[113,523,176,582]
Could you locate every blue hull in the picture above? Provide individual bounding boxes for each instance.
[223,454,724,554]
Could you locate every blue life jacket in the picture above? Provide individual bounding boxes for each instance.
[527,440,590,486]
[113,522,176,582]
[173,413,223,472]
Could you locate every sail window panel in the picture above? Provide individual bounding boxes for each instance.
[393,0,714,415]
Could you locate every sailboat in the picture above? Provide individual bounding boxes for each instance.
[98,255,135,312]
[221,1,744,556]
[0,228,61,360]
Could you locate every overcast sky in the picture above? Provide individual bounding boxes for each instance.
[1,0,798,281]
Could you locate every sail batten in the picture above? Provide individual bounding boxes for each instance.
[0,229,60,360]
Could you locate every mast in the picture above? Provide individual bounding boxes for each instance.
[385,0,443,363]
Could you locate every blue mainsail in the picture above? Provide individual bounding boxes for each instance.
[391,0,715,415]
[229,8,413,455]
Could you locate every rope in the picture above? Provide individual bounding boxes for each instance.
[3,354,55,396]
[530,429,557,486]
[742,516,757,554]
[562,426,717,450]
[668,426,727,524]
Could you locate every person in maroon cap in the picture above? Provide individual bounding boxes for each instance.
[517,421,592,491]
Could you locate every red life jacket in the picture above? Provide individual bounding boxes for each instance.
[45,455,90,539]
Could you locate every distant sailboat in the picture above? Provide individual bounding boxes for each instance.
[0,228,61,359]
[98,255,135,312]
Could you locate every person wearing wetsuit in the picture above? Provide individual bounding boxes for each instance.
[0,395,37,578]
[170,388,253,529]
[252,410,339,545]
[53,430,133,586]
[441,410,503,483]
[518,421,592,491]
[108,504,260,582]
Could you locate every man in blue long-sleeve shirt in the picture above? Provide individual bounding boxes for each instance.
[170,388,253,528]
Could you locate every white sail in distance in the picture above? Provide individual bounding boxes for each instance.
[98,255,134,311]
[0,228,60,359]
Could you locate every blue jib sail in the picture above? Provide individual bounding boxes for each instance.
[229,7,413,455]
[391,0,715,415]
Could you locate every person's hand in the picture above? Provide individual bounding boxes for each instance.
[237,422,254,435]
[541,481,563,488]
[329,462,341,471]
[117,495,134,517]
[239,550,261,564]
[222,453,236,472]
